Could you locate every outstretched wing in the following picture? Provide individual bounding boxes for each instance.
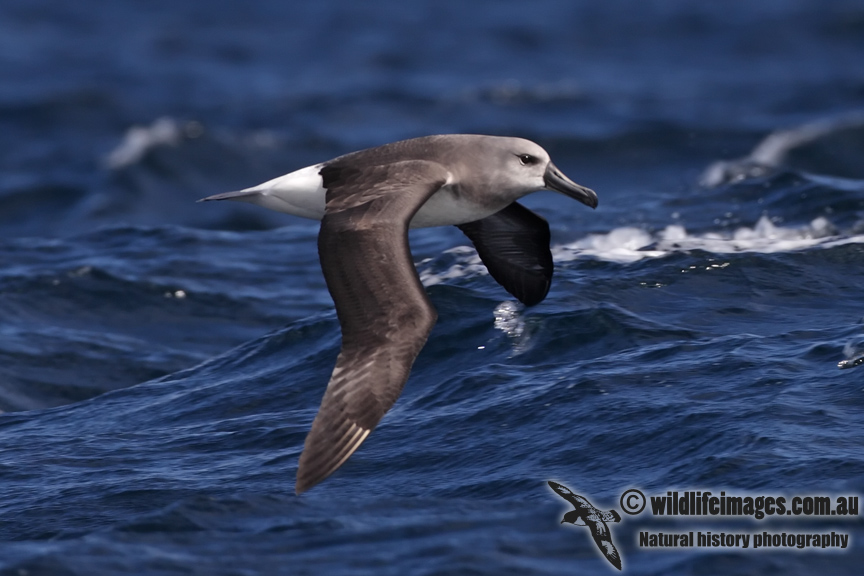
[295,160,450,493]
[587,519,622,571]
[457,202,553,306]
[548,481,594,512]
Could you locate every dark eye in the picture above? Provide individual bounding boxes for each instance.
[518,154,537,166]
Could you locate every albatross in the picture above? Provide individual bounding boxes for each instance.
[200,134,598,493]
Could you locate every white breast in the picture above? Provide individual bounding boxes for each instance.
[410,185,493,228]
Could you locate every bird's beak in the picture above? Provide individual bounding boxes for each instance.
[544,162,598,209]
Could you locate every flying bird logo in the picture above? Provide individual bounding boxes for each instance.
[548,481,623,571]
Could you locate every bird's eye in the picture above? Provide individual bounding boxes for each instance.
[518,154,537,166]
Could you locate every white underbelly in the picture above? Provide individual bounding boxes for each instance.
[409,187,491,228]
[241,165,494,228]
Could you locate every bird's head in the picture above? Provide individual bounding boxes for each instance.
[465,136,598,208]
[561,510,585,526]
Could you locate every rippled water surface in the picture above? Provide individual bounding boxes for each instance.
[2,1,864,574]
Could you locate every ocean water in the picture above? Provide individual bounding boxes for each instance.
[2,1,864,574]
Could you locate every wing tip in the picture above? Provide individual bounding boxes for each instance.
[518,282,551,307]
[295,424,372,494]
[295,476,314,495]
[295,463,327,495]
[594,531,623,570]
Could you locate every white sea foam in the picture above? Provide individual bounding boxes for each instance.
[493,301,537,356]
[839,339,864,370]
[104,117,184,169]
[418,216,864,286]
[555,216,864,263]
[493,301,525,338]
[701,111,864,186]
[418,246,487,286]
[104,118,282,170]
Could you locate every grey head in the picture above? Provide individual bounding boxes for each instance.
[437,135,596,208]
[325,134,598,215]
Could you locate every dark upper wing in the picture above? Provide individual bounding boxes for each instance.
[295,160,450,494]
[587,520,622,571]
[548,481,594,512]
[457,202,553,306]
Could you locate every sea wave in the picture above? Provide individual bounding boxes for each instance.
[701,111,864,186]
[416,215,864,285]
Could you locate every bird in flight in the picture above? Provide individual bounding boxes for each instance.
[548,481,622,570]
[201,135,598,493]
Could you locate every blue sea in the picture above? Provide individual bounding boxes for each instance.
[2,1,864,574]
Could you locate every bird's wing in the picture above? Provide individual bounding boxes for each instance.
[457,202,553,306]
[547,481,594,512]
[603,510,621,523]
[585,510,621,523]
[587,519,622,571]
[295,160,450,494]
